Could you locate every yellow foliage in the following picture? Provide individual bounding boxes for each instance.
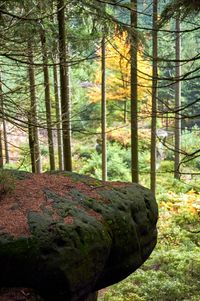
[160,190,200,215]
[88,31,151,107]
[107,126,131,147]
[106,127,151,147]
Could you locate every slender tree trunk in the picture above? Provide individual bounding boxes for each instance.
[28,117,36,173]
[130,0,139,183]
[0,130,3,168]
[34,117,41,173]
[3,118,9,164]
[123,100,127,123]
[27,42,41,173]
[101,36,107,181]
[53,55,63,170]
[0,71,9,165]
[166,98,169,130]
[161,102,164,127]
[0,72,4,168]
[150,0,158,195]
[40,29,55,171]
[57,0,72,171]
[174,18,181,179]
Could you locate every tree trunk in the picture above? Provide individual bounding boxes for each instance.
[101,36,107,181]
[40,28,55,171]
[123,100,127,124]
[3,118,9,164]
[27,42,41,173]
[28,116,36,173]
[53,55,63,170]
[166,98,169,130]
[0,129,4,168]
[150,0,158,195]
[0,72,4,168]
[130,0,139,183]
[57,0,72,171]
[0,71,9,165]
[174,18,181,179]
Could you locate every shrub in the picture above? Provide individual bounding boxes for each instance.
[181,126,200,169]
[79,143,131,181]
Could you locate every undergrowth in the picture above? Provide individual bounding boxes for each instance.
[99,189,200,301]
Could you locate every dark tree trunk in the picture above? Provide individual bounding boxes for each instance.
[150,0,158,195]
[28,117,36,173]
[174,18,181,179]
[101,36,107,181]
[57,0,72,171]
[0,73,4,168]
[0,129,4,168]
[40,29,55,171]
[53,55,63,170]
[3,118,9,164]
[130,0,139,183]
[166,98,169,130]
[27,42,41,173]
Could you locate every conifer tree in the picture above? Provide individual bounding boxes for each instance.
[101,35,107,181]
[40,26,55,171]
[57,0,72,171]
[174,17,181,179]
[150,0,158,195]
[0,72,4,168]
[130,0,139,183]
[27,41,41,173]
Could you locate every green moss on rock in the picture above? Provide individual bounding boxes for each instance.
[0,170,158,301]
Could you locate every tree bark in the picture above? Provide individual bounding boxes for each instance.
[101,36,107,181]
[174,18,181,179]
[123,100,127,124]
[3,118,9,164]
[40,28,55,171]
[0,72,4,168]
[150,0,158,195]
[27,42,41,173]
[28,116,36,173]
[130,0,139,183]
[0,71,9,166]
[0,129,4,168]
[53,55,64,170]
[57,0,72,171]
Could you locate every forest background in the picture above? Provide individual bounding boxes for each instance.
[0,0,200,300]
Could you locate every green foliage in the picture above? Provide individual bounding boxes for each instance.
[78,143,131,181]
[71,62,102,135]
[100,189,200,301]
[139,151,150,174]
[161,0,200,22]
[159,160,174,173]
[181,126,200,169]
[75,140,151,181]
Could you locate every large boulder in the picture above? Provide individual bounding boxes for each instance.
[0,170,158,301]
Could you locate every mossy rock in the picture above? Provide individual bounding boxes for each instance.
[0,171,158,301]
